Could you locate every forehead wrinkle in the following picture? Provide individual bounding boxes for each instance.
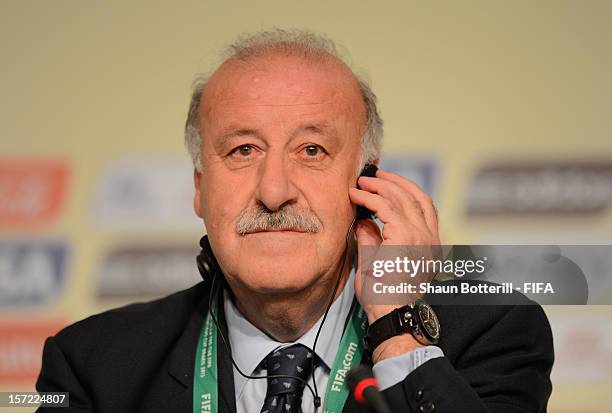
[292,121,338,139]
[212,87,327,105]
[201,52,365,146]
[239,101,324,107]
[205,55,356,108]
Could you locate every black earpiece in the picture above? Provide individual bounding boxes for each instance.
[196,235,220,283]
[356,163,378,220]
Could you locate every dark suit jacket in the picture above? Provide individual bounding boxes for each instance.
[36,280,554,412]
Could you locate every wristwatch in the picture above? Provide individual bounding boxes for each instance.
[364,299,441,352]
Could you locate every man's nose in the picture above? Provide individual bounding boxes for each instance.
[254,153,299,211]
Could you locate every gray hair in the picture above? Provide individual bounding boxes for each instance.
[184,29,383,174]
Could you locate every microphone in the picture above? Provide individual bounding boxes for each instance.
[347,364,392,413]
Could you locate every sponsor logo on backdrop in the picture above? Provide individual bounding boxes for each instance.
[0,159,70,228]
[0,321,65,384]
[380,156,438,198]
[466,162,612,215]
[97,245,201,300]
[0,240,68,307]
[91,158,200,230]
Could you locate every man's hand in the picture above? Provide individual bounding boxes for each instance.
[349,169,441,360]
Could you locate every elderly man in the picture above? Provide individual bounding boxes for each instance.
[36,30,553,413]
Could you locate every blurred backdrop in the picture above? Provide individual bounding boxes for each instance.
[1,1,611,412]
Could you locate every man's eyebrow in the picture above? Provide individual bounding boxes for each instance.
[292,122,339,140]
[216,122,340,144]
[220,127,259,141]
[212,127,260,152]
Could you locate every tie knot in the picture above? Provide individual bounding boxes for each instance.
[264,344,315,399]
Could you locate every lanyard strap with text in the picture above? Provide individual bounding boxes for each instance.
[193,289,368,413]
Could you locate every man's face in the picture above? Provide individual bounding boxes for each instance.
[194,52,365,294]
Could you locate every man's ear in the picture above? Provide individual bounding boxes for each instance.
[193,168,203,218]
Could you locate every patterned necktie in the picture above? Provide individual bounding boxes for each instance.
[260,344,315,413]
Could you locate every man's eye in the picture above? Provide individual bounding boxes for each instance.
[303,145,324,158]
[232,145,255,157]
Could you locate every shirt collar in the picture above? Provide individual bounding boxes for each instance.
[223,264,356,399]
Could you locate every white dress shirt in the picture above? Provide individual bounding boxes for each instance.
[223,264,444,413]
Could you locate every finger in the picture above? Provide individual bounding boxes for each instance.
[357,176,429,227]
[375,169,439,236]
[354,219,382,247]
[375,170,435,218]
[354,219,382,299]
[351,188,433,247]
[348,187,402,225]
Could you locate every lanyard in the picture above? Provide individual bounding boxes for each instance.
[193,288,368,413]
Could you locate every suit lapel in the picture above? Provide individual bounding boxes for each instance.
[147,283,236,413]
[145,293,205,413]
[144,282,369,413]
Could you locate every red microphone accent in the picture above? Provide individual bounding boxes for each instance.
[353,377,379,403]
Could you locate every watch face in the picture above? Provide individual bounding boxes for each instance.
[417,303,440,342]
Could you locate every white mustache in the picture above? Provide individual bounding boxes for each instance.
[235,204,322,236]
